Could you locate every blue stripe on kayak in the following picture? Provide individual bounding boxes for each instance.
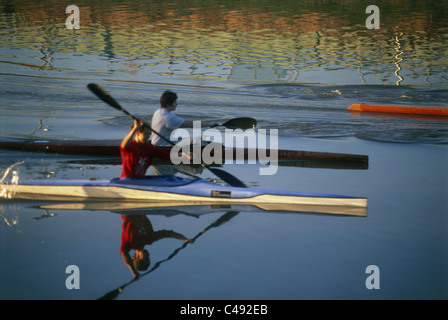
[110,175,356,199]
[111,175,198,187]
[12,175,358,199]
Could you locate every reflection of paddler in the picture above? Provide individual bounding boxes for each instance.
[100,210,240,300]
[120,215,191,279]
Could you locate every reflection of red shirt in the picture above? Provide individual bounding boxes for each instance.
[120,215,182,253]
[120,140,171,178]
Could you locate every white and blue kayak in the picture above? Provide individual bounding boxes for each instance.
[1,175,367,215]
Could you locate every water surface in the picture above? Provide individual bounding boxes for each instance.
[0,0,447,300]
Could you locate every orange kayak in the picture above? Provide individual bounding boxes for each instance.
[348,104,448,116]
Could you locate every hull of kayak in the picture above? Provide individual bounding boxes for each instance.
[348,103,448,116]
[2,175,367,210]
[0,139,368,164]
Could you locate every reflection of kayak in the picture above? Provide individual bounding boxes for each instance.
[2,175,367,214]
[30,201,367,217]
[348,103,448,116]
[0,138,369,164]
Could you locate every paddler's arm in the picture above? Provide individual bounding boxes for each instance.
[179,119,194,128]
[120,250,141,279]
[120,120,142,150]
[179,120,214,128]
[154,230,192,243]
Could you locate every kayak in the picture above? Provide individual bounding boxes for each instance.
[0,139,120,156]
[64,157,368,170]
[348,103,448,116]
[1,175,367,215]
[0,138,369,163]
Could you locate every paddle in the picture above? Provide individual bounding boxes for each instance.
[98,210,240,300]
[212,117,257,130]
[87,83,247,188]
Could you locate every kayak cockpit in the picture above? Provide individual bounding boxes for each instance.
[111,175,199,188]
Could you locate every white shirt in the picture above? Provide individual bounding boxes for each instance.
[151,108,184,146]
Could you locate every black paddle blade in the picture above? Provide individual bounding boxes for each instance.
[98,288,122,300]
[88,83,145,127]
[87,83,126,114]
[222,117,257,130]
[208,167,247,188]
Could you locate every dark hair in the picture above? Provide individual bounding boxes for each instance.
[160,90,178,108]
[134,249,150,271]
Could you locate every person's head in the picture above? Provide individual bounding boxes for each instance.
[131,122,151,144]
[133,249,150,271]
[160,90,178,111]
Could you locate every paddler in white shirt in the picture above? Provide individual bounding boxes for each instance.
[151,90,194,146]
[151,90,203,175]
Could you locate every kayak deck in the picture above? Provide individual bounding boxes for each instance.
[2,175,367,209]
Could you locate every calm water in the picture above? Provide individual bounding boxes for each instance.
[0,0,447,300]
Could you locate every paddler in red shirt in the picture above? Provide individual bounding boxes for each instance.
[120,119,190,178]
[119,119,193,278]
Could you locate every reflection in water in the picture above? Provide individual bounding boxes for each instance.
[0,0,447,85]
[0,199,366,299]
[102,210,239,300]
[394,28,404,86]
[120,214,192,279]
[0,0,447,144]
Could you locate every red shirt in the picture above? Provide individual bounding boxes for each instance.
[120,215,184,253]
[120,140,171,178]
